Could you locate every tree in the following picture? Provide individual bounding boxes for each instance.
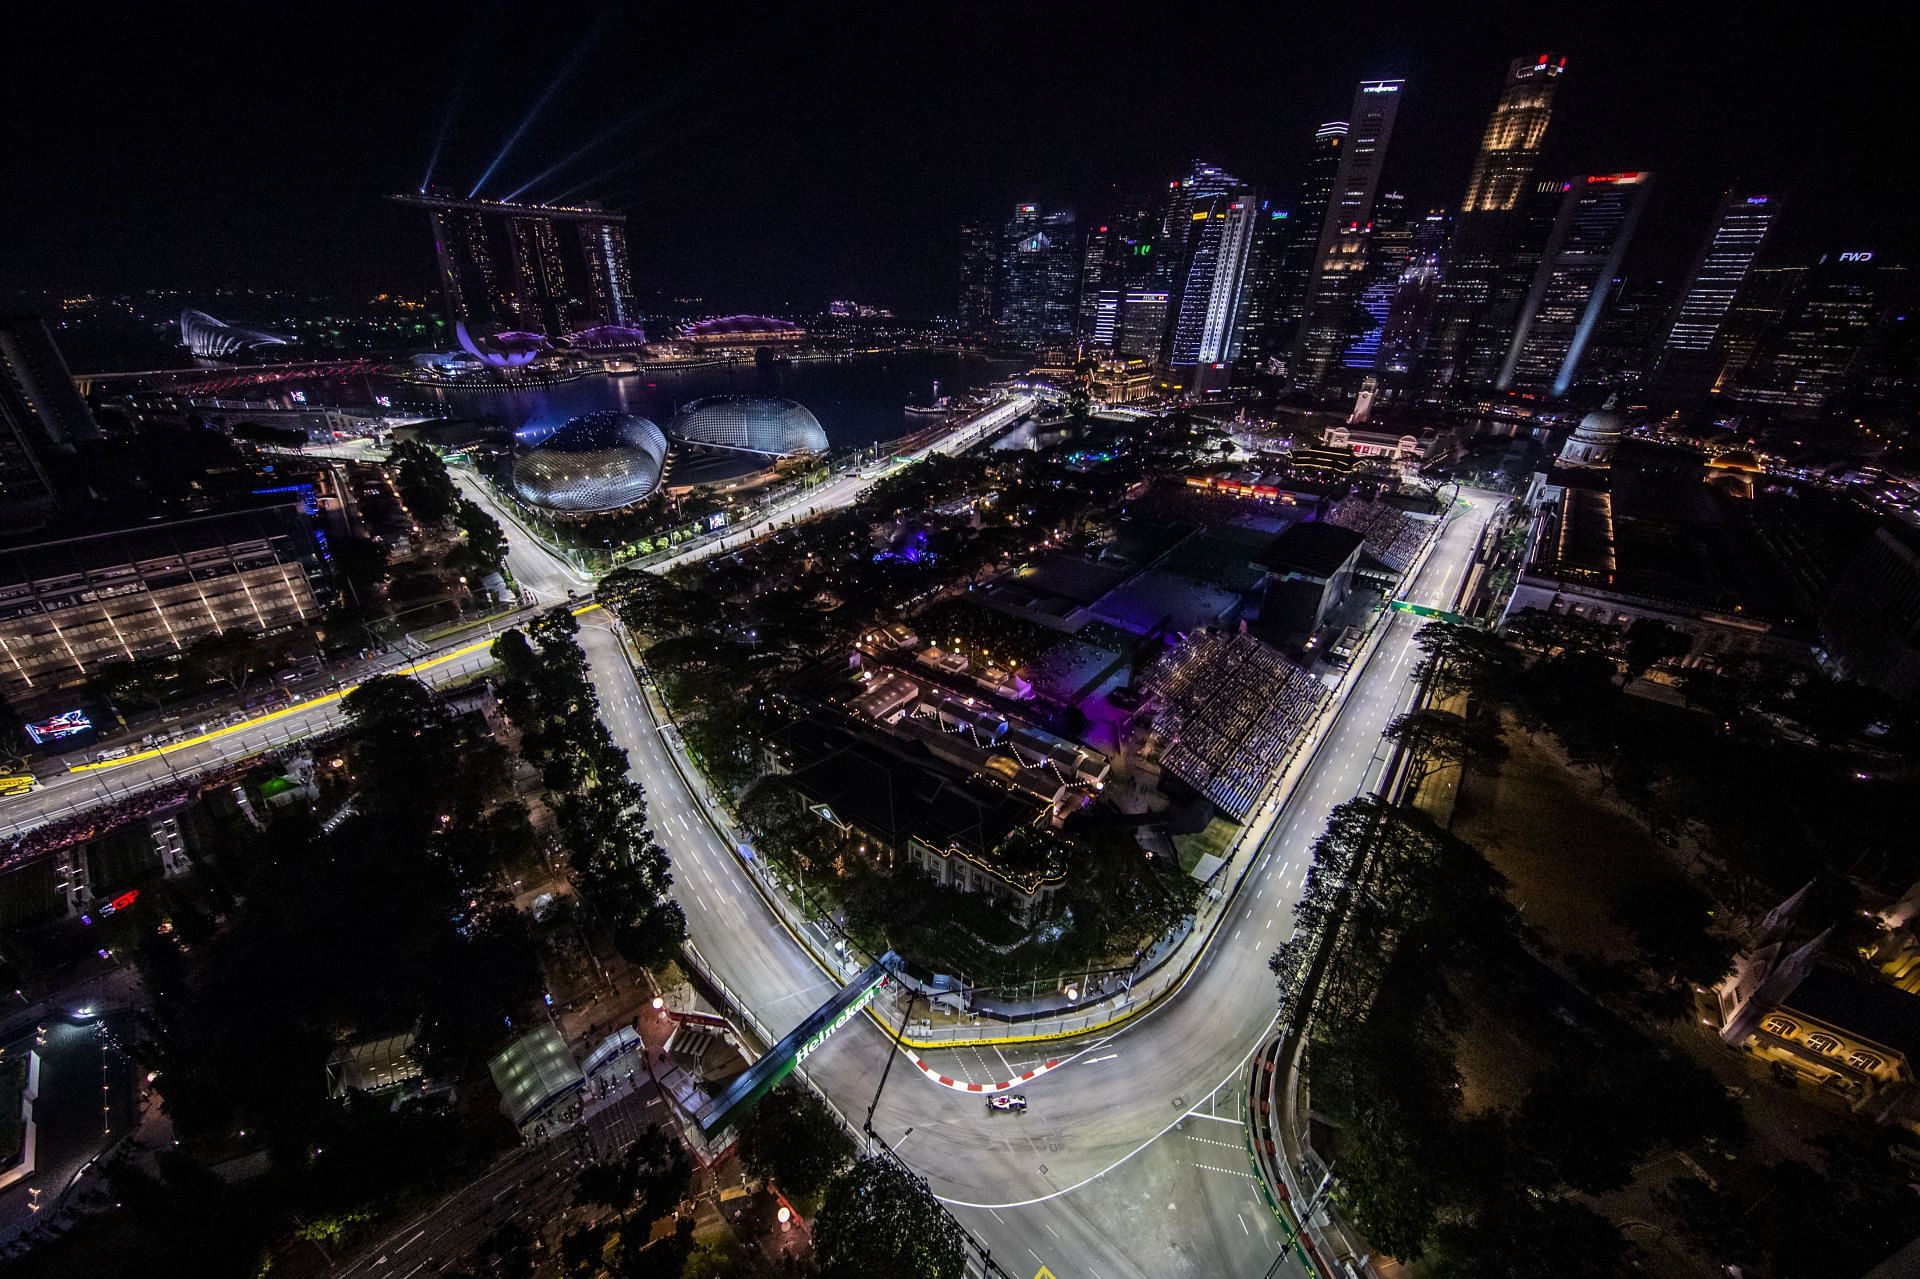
[812,1156,966,1279]
[1503,607,1616,657]
[736,1083,855,1202]
[1383,707,1506,788]
[481,1222,535,1279]
[181,628,269,694]
[1411,621,1516,699]
[1622,617,1691,679]
[388,439,459,527]
[613,900,687,969]
[456,498,509,580]
[1609,872,1734,987]
[88,652,180,718]
[331,535,390,613]
[1515,1042,1743,1195]
[1426,1194,1627,1279]
[1309,1018,1460,1259]
[574,1126,691,1240]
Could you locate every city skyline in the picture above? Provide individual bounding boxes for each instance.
[4,3,1912,316]
[7,7,1920,1276]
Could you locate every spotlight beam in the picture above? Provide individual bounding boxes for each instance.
[468,17,607,198]
[420,13,492,194]
[504,53,729,203]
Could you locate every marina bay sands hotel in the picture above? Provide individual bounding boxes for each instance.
[392,190,636,336]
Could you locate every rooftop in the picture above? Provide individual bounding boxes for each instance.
[1255,521,1367,580]
[1529,442,1806,623]
[1785,965,1920,1065]
[781,727,1056,891]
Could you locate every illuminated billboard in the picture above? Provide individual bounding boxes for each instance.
[25,709,93,745]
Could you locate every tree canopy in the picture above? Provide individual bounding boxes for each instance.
[812,1156,967,1279]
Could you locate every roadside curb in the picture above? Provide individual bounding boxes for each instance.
[907,1051,1063,1094]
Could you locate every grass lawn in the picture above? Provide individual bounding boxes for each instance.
[1173,817,1238,877]
[1451,712,1670,966]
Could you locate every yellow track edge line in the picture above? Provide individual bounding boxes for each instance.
[68,603,601,776]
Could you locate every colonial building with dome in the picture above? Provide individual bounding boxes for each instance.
[1499,400,1812,667]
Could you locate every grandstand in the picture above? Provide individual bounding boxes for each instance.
[1141,631,1326,819]
[1325,495,1428,572]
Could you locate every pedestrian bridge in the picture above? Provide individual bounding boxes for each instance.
[694,954,893,1137]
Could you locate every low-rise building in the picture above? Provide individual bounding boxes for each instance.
[1089,357,1153,406]
[780,727,1064,921]
[1718,884,1920,1119]
[1320,424,1431,465]
[0,502,326,706]
[1253,522,1366,648]
[1502,417,1811,666]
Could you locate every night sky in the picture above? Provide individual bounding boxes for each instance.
[6,2,1909,317]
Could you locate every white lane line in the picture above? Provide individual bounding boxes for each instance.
[1185,1112,1244,1126]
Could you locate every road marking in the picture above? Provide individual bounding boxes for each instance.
[1185,1112,1244,1126]
[1082,1053,1118,1065]
[1185,1134,1244,1150]
[1238,1211,1250,1235]
[1189,1161,1256,1179]
[395,1228,426,1251]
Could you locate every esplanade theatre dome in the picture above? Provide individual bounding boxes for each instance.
[667,395,828,458]
[513,411,669,514]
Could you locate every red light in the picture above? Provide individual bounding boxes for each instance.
[1099,225,1108,233]
[1538,54,1548,64]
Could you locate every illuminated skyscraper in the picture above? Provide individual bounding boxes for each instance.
[1375,208,1450,378]
[1423,56,1568,393]
[959,223,1001,334]
[1728,249,1889,413]
[1234,123,1347,374]
[1341,192,1414,372]
[393,192,633,334]
[1078,222,1117,341]
[998,203,1080,347]
[1158,163,1252,377]
[1117,290,1171,360]
[1166,191,1259,389]
[1293,81,1404,386]
[1648,192,1781,405]
[1496,171,1653,397]
[1230,200,1297,371]
[1461,55,1566,216]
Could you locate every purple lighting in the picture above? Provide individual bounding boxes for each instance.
[674,314,805,340]
[565,323,650,350]
[455,320,548,368]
